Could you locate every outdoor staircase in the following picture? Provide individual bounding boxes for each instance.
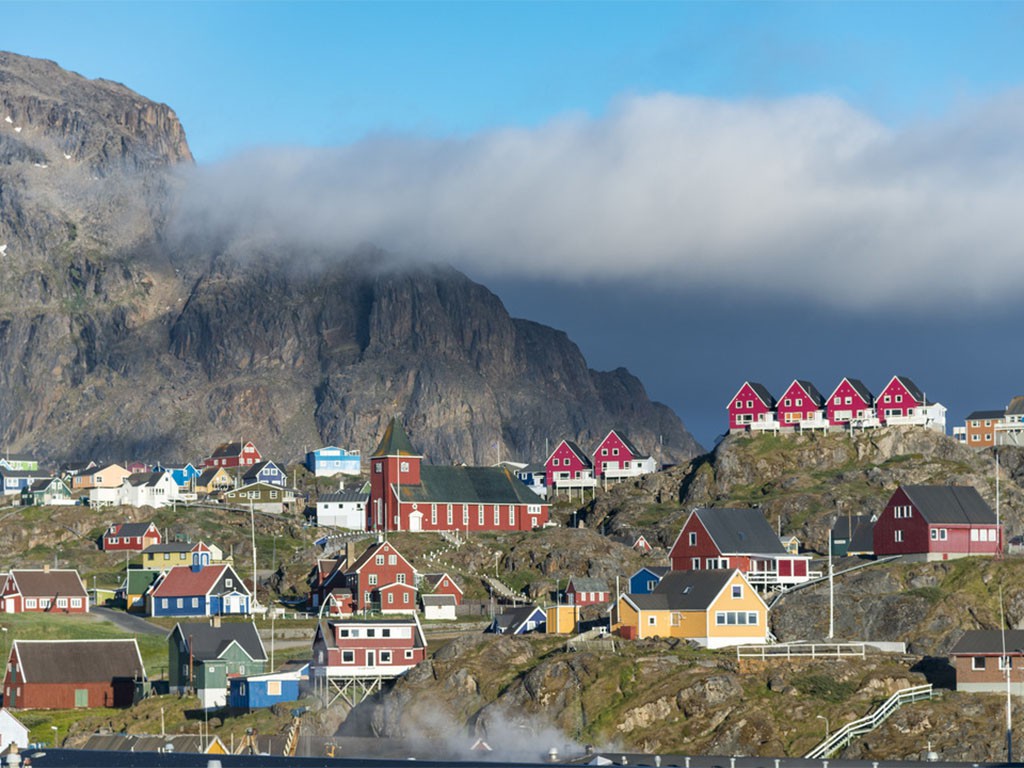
[483,574,525,601]
[803,683,934,759]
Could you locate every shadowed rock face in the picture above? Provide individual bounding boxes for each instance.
[0,50,702,465]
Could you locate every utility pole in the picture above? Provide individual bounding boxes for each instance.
[827,524,835,639]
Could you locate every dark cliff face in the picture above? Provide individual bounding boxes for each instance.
[0,51,702,465]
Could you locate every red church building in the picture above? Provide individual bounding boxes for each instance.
[727,382,777,432]
[369,419,549,533]
[873,485,1002,560]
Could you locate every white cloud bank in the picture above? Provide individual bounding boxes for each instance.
[175,90,1024,309]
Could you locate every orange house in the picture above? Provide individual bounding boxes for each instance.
[612,569,768,648]
[72,463,131,491]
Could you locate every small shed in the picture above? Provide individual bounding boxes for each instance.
[421,593,457,621]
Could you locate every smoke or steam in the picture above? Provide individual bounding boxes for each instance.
[172,89,1024,310]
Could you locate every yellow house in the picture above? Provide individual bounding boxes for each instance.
[72,463,131,491]
[194,467,235,494]
[612,569,768,649]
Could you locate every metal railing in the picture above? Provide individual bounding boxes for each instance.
[803,683,934,759]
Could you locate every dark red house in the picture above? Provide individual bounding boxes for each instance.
[565,576,611,606]
[873,485,1002,560]
[369,419,549,532]
[727,382,777,432]
[0,568,89,614]
[311,616,427,680]
[669,508,812,588]
[202,441,262,469]
[875,375,925,423]
[826,377,875,427]
[775,380,826,429]
[102,521,162,552]
[344,540,416,612]
[3,639,146,709]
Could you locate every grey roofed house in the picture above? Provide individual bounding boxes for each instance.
[567,576,610,594]
[830,515,875,554]
[319,487,370,504]
[950,629,1024,656]
[126,471,170,487]
[5,568,88,599]
[628,570,738,612]
[170,621,267,662]
[901,485,996,525]
[13,638,146,683]
[397,465,545,506]
[966,409,1006,421]
[110,521,157,538]
[488,605,546,634]
[143,541,192,554]
[81,733,228,754]
[838,377,874,404]
[691,508,788,556]
[420,593,457,608]
[794,379,825,406]
[559,440,593,467]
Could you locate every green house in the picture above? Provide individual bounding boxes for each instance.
[123,569,161,613]
[20,476,72,506]
[169,621,267,709]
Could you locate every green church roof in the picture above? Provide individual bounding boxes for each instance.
[371,418,420,458]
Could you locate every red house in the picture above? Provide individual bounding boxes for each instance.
[344,540,416,612]
[669,508,812,587]
[0,568,89,614]
[369,419,549,533]
[873,485,1002,560]
[545,439,595,491]
[592,430,656,480]
[565,576,611,606]
[875,375,925,424]
[3,639,145,709]
[727,382,777,432]
[311,616,427,681]
[775,380,826,430]
[420,572,464,605]
[826,377,876,427]
[202,441,262,469]
[378,582,418,614]
[102,521,162,552]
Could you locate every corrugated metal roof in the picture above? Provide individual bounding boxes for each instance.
[902,485,996,525]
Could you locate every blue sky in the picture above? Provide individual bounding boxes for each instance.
[5,2,1024,448]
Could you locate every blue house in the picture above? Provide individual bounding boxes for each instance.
[513,463,547,499]
[153,463,201,487]
[242,460,287,487]
[228,667,306,710]
[306,446,361,477]
[148,563,251,617]
[0,469,44,496]
[628,566,670,595]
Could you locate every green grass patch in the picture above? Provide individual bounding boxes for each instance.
[791,671,858,702]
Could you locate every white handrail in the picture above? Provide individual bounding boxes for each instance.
[804,683,933,759]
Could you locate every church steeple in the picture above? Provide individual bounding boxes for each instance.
[371,417,420,458]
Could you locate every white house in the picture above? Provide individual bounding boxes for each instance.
[117,471,182,509]
[316,485,369,529]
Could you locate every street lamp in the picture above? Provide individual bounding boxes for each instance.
[816,715,830,739]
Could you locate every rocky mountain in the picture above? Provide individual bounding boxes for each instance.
[0,51,701,465]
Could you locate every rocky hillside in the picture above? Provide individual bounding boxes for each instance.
[0,51,701,465]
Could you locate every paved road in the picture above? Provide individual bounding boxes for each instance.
[92,606,167,636]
